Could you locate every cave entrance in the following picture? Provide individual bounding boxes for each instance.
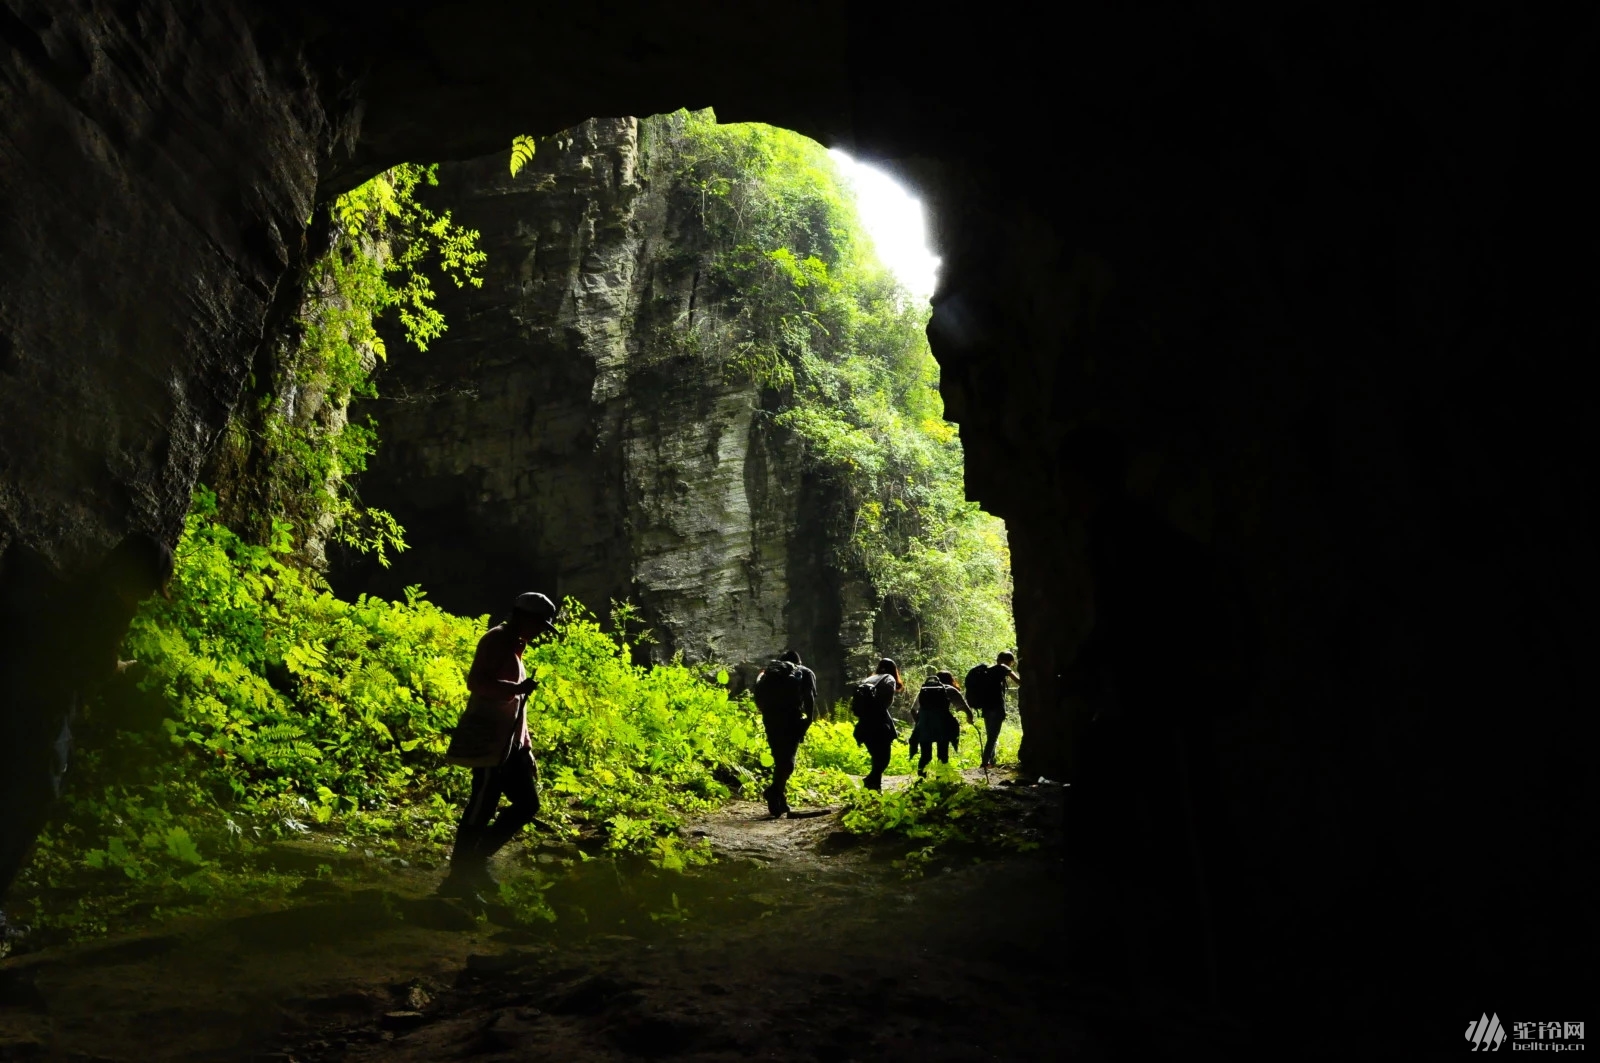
[2,113,1028,964]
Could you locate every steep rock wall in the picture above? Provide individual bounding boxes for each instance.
[0,0,338,570]
[331,117,874,701]
[0,0,347,903]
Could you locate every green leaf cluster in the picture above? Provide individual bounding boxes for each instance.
[509,134,538,177]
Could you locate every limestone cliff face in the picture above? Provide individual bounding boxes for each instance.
[332,116,874,702]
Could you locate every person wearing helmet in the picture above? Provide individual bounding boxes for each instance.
[439,591,558,897]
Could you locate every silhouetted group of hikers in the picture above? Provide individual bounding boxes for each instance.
[731,648,1019,818]
[434,589,1021,895]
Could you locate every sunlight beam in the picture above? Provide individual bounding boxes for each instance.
[829,150,940,303]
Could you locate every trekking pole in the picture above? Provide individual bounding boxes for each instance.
[970,718,987,784]
[979,721,990,785]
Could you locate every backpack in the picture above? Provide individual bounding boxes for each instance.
[755,659,804,718]
[850,674,896,744]
[917,679,950,717]
[915,679,957,743]
[850,674,892,718]
[965,663,1002,712]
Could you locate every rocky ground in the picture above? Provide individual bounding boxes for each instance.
[0,775,1246,1062]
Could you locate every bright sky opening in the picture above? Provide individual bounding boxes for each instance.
[829,149,940,303]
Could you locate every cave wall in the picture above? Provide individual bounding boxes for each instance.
[0,0,340,571]
[0,0,349,900]
[0,0,1590,1044]
[905,5,1594,1033]
[331,116,875,701]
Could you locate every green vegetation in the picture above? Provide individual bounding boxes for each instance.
[792,716,1021,803]
[210,163,484,564]
[9,492,769,938]
[10,491,1016,938]
[840,765,1043,875]
[509,134,538,176]
[650,110,1015,678]
[9,122,1028,945]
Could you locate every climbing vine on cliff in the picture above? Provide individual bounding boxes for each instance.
[652,111,1014,678]
[213,163,485,567]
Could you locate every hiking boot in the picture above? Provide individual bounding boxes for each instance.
[435,871,475,899]
[436,863,495,900]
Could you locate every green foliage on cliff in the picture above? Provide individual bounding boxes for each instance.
[651,110,1015,678]
[215,163,485,566]
[10,492,768,940]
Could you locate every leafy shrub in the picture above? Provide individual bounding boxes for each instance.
[839,766,1041,875]
[522,606,769,840]
[799,710,1022,778]
[796,719,872,774]
[11,493,769,938]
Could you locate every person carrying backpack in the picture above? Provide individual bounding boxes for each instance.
[849,658,903,790]
[964,651,1021,768]
[909,670,974,776]
[753,649,817,817]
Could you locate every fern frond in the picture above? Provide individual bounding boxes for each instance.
[284,641,328,675]
[510,135,537,177]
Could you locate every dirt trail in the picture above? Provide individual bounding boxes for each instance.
[0,776,1204,1062]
